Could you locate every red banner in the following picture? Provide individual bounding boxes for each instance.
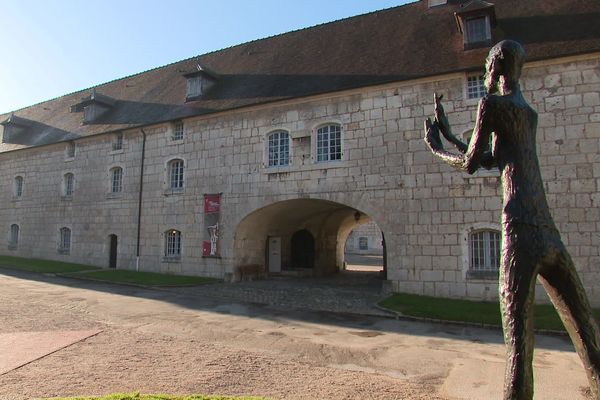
[204,194,221,214]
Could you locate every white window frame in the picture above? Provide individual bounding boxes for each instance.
[59,227,71,254]
[466,73,486,100]
[168,159,185,191]
[8,224,19,249]
[172,121,184,141]
[164,229,182,259]
[110,167,123,194]
[464,16,491,44]
[13,176,23,199]
[63,173,74,197]
[112,132,123,151]
[65,141,76,159]
[462,224,501,280]
[315,123,343,163]
[267,130,290,167]
[186,76,202,99]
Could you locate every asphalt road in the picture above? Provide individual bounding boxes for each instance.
[0,269,593,399]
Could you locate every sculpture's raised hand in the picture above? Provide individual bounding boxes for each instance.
[424,118,443,152]
[434,93,468,153]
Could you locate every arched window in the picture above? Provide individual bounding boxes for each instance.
[59,227,71,254]
[64,173,74,196]
[468,229,500,278]
[110,167,123,194]
[164,229,182,258]
[316,124,342,162]
[267,131,290,167]
[9,224,19,248]
[14,176,23,198]
[168,159,184,190]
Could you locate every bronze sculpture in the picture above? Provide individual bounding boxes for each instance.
[424,40,600,399]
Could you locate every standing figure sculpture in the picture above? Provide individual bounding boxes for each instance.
[424,40,600,399]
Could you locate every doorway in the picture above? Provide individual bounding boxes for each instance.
[291,229,315,269]
[109,234,118,269]
[267,236,282,273]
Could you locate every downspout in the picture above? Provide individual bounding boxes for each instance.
[135,128,147,271]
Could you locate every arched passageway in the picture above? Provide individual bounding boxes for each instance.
[233,198,387,280]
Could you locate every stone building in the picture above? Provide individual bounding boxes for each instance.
[2,0,600,303]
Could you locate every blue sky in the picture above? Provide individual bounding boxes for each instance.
[0,0,413,114]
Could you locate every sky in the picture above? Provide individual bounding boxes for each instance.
[0,0,413,114]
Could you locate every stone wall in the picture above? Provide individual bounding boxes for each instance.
[1,53,599,303]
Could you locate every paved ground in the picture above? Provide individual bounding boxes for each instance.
[0,268,593,400]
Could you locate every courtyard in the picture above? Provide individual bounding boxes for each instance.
[0,268,593,400]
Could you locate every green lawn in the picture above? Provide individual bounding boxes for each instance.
[47,394,266,400]
[0,255,98,273]
[63,269,219,286]
[379,292,600,332]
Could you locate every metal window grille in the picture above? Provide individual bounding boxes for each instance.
[59,227,71,252]
[358,237,368,250]
[170,160,184,189]
[268,131,290,167]
[469,230,500,272]
[111,168,123,193]
[165,230,181,257]
[64,173,74,196]
[316,124,342,162]
[173,122,184,141]
[467,74,486,99]
[9,224,19,247]
[466,17,487,43]
[112,133,123,150]
[14,176,23,198]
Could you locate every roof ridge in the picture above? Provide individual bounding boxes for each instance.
[1,1,420,117]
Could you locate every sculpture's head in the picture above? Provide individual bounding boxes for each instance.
[484,40,525,94]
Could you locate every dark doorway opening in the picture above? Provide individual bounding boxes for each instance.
[109,234,118,269]
[291,229,315,269]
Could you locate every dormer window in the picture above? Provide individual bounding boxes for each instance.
[71,89,116,124]
[454,1,496,50]
[428,0,447,7]
[184,64,217,101]
[0,114,33,144]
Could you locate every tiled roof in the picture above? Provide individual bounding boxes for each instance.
[1,0,599,151]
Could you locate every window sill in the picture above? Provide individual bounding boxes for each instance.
[164,188,185,196]
[168,138,184,145]
[263,160,348,174]
[64,157,75,163]
[162,257,181,263]
[109,148,124,155]
[11,197,22,202]
[466,270,498,280]
[7,245,17,250]
[61,195,73,201]
[58,249,71,255]
[106,192,123,199]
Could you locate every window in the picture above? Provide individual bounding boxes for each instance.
[359,237,368,251]
[172,121,184,141]
[468,230,500,278]
[112,132,123,151]
[465,17,488,44]
[168,159,184,190]
[165,229,182,259]
[186,76,202,99]
[316,124,342,162]
[111,167,123,194]
[14,176,23,198]
[63,173,74,197]
[8,224,19,248]
[59,227,71,254]
[268,131,290,167]
[66,141,76,158]
[467,74,486,99]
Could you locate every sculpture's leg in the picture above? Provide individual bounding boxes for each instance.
[538,246,600,398]
[500,229,538,400]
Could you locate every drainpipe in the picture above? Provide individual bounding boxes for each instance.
[135,128,147,271]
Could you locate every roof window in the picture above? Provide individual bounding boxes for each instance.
[71,88,116,124]
[454,1,496,49]
[0,114,33,143]
[184,64,217,101]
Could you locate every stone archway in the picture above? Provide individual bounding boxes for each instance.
[233,198,387,279]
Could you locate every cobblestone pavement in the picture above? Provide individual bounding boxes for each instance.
[175,270,393,317]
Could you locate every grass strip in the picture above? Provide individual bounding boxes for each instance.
[46,393,266,400]
[0,255,98,273]
[62,269,220,286]
[379,292,600,332]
